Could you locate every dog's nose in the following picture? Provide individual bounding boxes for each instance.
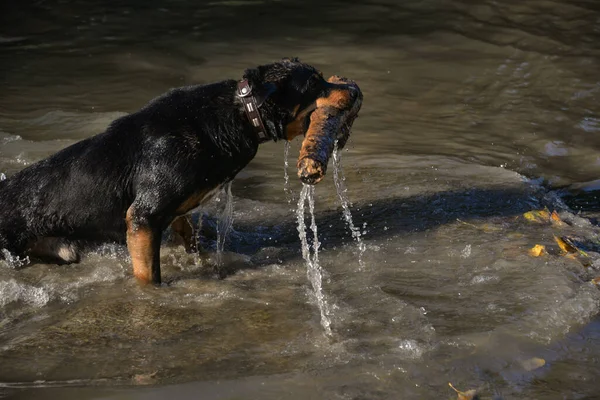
[347,85,361,104]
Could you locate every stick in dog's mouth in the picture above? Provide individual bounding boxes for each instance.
[297,76,363,185]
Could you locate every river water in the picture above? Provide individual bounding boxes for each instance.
[2,0,600,398]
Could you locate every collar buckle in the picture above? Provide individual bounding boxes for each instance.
[237,80,270,143]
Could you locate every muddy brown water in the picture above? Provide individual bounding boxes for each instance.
[2,0,600,398]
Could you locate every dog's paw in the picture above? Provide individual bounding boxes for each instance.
[298,157,326,185]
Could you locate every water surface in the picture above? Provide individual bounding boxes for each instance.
[2,0,600,398]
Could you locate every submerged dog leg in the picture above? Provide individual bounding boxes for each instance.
[170,215,198,253]
[126,206,162,284]
[28,237,80,264]
[297,108,342,184]
[297,77,362,184]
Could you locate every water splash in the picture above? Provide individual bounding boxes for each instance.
[296,183,332,336]
[1,249,30,269]
[215,182,234,267]
[0,279,49,308]
[0,173,6,181]
[332,142,367,270]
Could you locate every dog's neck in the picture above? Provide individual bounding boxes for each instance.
[236,80,272,143]
[236,79,291,144]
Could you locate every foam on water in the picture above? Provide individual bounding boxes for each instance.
[0,249,30,269]
[0,132,21,146]
[296,184,332,336]
[0,279,50,308]
[332,142,367,270]
[215,182,234,266]
[0,252,130,318]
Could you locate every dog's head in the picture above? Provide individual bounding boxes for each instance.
[244,58,362,183]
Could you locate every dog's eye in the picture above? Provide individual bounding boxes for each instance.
[302,73,322,92]
[310,73,322,85]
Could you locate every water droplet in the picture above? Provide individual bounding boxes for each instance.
[461,244,472,258]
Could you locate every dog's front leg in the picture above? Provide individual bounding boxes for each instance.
[170,215,198,253]
[126,205,163,284]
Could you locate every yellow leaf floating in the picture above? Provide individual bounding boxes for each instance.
[523,209,569,227]
[448,382,478,400]
[529,244,546,257]
[523,209,550,223]
[521,357,546,371]
[553,236,592,267]
[550,210,567,227]
[554,235,588,256]
[554,235,576,254]
[591,277,600,286]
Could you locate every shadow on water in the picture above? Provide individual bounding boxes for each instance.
[201,185,543,277]
[561,189,600,213]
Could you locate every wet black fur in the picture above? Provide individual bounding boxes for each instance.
[0,58,330,264]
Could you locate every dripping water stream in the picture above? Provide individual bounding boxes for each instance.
[215,182,234,267]
[296,184,332,336]
[332,142,367,270]
[287,140,366,335]
[283,141,294,204]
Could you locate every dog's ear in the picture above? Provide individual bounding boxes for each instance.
[254,82,276,107]
[243,67,262,86]
[243,67,278,106]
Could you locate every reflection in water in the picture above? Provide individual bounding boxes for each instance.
[2,0,600,399]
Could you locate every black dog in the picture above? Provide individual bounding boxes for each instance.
[0,58,360,284]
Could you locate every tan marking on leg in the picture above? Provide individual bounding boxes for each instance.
[57,244,78,263]
[126,207,155,284]
[298,109,338,160]
[170,215,197,253]
[297,76,362,184]
[296,107,342,184]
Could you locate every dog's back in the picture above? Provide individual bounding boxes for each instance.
[0,81,245,258]
[0,121,138,256]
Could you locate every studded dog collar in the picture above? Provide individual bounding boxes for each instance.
[237,80,272,143]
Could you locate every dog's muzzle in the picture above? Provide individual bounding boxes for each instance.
[297,76,363,185]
